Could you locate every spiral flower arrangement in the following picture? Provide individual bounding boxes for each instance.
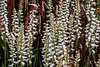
[48,0,52,15]
[42,1,55,66]
[19,23,27,66]
[12,8,19,38]
[8,8,19,67]
[42,0,67,66]
[17,0,23,26]
[42,13,59,66]
[85,0,99,55]
[0,0,100,67]
[0,0,37,66]
[71,0,76,16]
[42,22,51,66]
[0,0,9,41]
[25,26,33,65]
[85,0,100,66]
[8,33,16,67]
[74,0,82,50]
[25,10,37,66]
[0,0,9,67]
[56,0,67,64]
[10,9,37,66]
[75,50,80,67]
[29,10,37,40]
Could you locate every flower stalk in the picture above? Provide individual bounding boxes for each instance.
[0,0,9,67]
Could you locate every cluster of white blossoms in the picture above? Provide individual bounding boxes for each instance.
[18,23,27,66]
[10,10,37,66]
[42,1,57,66]
[0,0,99,67]
[75,50,80,67]
[25,26,33,64]
[85,0,99,51]
[63,0,75,50]
[11,8,19,38]
[42,0,70,66]
[0,1,37,66]
[70,0,82,49]
[56,0,67,64]
[42,12,59,66]
[0,1,9,66]
[42,0,82,66]
[61,0,70,43]
[8,33,16,67]
[17,0,23,26]
[71,0,76,16]
[42,0,67,66]
[8,8,20,66]
[85,0,100,66]
[46,0,53,19]
[74,0,82,47]
[0,0,9,41]
[24,10,38,64]
[29,10,37,40]
[42,22,51,66]
[72,0,81,66]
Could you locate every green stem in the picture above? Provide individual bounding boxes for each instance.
[15,63,16,67]
[27,61,28,67]
[21,65,23,67]
[75,33,78,50]
[39,16,41,33]
[4,34,6,67]
[4,44,6,67]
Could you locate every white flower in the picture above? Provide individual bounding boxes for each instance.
[8,63,14,67]
[47,58,51,60]
[92,50,95,54]
[62,60,65,65]
[50,64,54,67]
[21,62,25,66]
[91,44,98,48]
[60,55,64,58]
